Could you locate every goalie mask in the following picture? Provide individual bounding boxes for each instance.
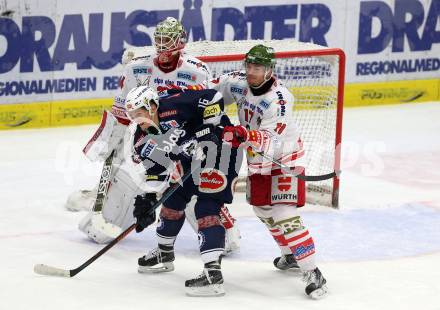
[154,17,187,54]
[125,86,160,130]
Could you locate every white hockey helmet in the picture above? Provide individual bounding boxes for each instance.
[125,86,159,117]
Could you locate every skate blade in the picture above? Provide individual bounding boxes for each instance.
[138,262,174,274]
[185,284,225,297]
[308,285,328,300]
[276,265,301,272]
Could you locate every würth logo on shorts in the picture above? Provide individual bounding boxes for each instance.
[199,169,227,193]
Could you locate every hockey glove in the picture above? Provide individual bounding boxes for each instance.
[133,193,157,233]
[195,124,223,144]
[222,125,248,148]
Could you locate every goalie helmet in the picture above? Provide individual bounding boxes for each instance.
[154,17,187,53]
[125,86,159,115]
[245,44,276,68]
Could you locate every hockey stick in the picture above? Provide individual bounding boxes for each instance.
[90,150,123,238]
[34,165,197,278]
[246,144,340,182]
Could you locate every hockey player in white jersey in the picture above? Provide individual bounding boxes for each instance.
[206,44,328,299]
[68,17,240,252]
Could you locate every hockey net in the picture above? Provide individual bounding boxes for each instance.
[126,39,344,208]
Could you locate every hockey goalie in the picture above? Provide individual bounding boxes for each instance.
[65,17,240,253]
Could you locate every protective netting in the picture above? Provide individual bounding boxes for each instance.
[126,39,343,207]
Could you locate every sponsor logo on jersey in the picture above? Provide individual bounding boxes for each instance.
[146,175,159,181]
[237,97,248,108]
[203,104,221,119]
[154,77,164,84]
[186,59,208,71]
[276,91,285,100]
[140,139,158,158]
[133,66,152,75]
[231,85,244,94]
[259,100,270,110]
[160,119,179,130]
[159,110,178,118]
[177,71,196,81]
[114,96,125,105]
[276,98,286,116]
[157,128,186,153]
[199,169,227,193]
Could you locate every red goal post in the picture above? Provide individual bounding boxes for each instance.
[124,40,345,208]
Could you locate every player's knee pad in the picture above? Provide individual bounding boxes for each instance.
[159,206,185,220]
[82,110,127,162]
[156,207,186,244]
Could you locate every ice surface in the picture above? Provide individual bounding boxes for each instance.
[1,102,440,310]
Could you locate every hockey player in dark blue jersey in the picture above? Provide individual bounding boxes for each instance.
[125,86,241,297]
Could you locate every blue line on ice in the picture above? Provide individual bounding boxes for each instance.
[122,203,440,263]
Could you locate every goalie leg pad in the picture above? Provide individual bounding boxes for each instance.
[78,212,114,244]
[82,110,127,162]
[78,167,142,243]
[65,188,97,212]
[101,167,143,229]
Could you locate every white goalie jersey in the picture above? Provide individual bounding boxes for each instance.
[207,71,304,174]
[112,53,212,123]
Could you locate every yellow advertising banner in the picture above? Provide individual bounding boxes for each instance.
[344,79,439,107]
[0,79,439,130]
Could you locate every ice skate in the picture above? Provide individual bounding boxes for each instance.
[185,261,225,297]
[303,267,328,299]
[138,245,175,273]
[273,254,301,271]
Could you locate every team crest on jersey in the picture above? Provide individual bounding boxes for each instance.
[177,71,196,81]
[133,66,153,75]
